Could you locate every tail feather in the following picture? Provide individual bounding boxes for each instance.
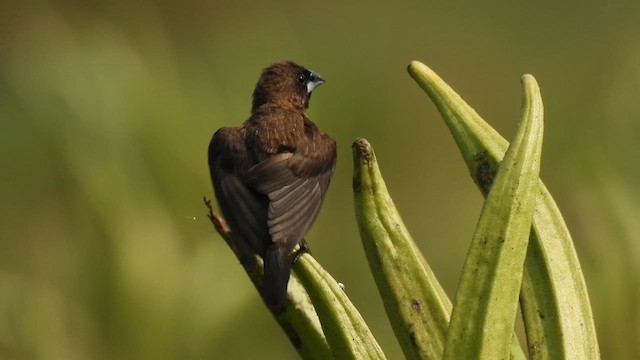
[263,245,291,309]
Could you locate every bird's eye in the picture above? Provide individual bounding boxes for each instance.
[297,74,306,84]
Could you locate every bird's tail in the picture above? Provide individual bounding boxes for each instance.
[263,244,291,309]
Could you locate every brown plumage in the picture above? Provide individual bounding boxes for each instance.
[208,61,336,308]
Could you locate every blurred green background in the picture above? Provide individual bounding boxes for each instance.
[1,0,638,359]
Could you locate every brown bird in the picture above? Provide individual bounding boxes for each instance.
[208,61,336,308]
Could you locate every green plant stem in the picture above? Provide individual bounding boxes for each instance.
[408,60,600,359]
[204,198,332,360]
[352,138,451,360]
[442,74,543,359]
[294,254,387,360]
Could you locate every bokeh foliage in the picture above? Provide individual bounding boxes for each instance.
[0,1,638,359]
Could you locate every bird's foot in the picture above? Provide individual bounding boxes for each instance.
[292,240,312,264]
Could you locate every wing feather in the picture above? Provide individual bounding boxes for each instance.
[208,127,269,258]
[248,138,336,249]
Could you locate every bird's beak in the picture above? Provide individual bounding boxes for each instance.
[306,70,325,93]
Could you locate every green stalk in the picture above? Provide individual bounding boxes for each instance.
[408,60,600,359]
[294,254,387,360]
[352,138,451,359]
[442,73,543,359]
[205,200,332,360]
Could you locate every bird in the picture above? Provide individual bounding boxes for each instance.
[208,61,336,309]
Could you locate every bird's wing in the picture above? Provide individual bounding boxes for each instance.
[248,138,336,249]
[208,127,269,257]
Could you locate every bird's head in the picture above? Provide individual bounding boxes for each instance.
[252,60,325,112]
